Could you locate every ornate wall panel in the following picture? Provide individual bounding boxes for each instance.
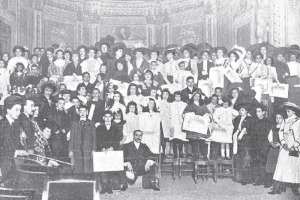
[44,19,75,48]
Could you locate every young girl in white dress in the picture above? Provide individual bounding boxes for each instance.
[211,97,238,159]
[107,91,126,116]
[170,91,187,158]
[124,101,139,144]
[139,98,161,154]
[157,89,172,155]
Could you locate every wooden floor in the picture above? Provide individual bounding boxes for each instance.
[101,176,296,200]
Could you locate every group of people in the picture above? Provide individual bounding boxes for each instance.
[0,35,300,196]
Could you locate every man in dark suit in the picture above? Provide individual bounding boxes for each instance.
[122,130,159,191]
[19,97,36,152]
[47,98,71,163]
[197,49,214,81]
[181,76,198,103]
[69,105,96,174]
[76,72,94,95]
[40,47,55,77]
[132,48,149,73]
[96,110,123,194]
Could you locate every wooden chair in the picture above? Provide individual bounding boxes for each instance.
[161,155,177,180]
[0,187,35,200]
[215,159,235,182]
[194,160,217,183]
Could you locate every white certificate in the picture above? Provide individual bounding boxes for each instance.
[93,151,124,172]
[109,79,129,98]
[63,75,83,91]
[198,79,213,97]
[209,67,224,88]
[182,112,210,135]
[224,68,243,83]
[268,83,289,98]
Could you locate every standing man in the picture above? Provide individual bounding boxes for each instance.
[96,110,123,194]
[69,105,96,173]
[250,104,272,187]
[47,98,71,163]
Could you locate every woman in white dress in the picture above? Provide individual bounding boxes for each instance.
[48,49,66,83]
[80,46,101,83]
[271,102,300,196]
[139,98,161,154]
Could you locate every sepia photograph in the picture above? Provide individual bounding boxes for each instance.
[0,0,299,199]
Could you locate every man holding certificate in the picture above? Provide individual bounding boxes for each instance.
[96,110,123,194]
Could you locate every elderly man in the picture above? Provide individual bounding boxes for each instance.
[122,130,159,191]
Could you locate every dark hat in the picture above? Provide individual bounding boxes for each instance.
[76,45,88,52]
[215,46,228,54]
[4,95,24,107]
[282,102,300,115]
[133,47,148,55]
[148,47,161,56]
[164,44,178,55]
[38,80,59,96]
[228,48,242,61]
[253,51,264,58]
[105,35,115,46]
[60,89,72,95]
[88,46,98,54]
[273,47,289,56]
[289,44,300,50]
[180,44,198,57]
[95,39,110,50]
[13,45,25,53]
[196,43,213,52]
[199,48,211,56]
[255,104,267,112]
[111,42,126,52]
[287,49,300,59]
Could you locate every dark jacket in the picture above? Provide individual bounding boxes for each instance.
[19,113,35,150]
[0,117,24,177]
[87,100,105,123]
[96,124,123,151]
[181,87,198,103]
[76,82,94,94]
[197,60,214,80]
[122,141,155,173]
[69,120,96,173]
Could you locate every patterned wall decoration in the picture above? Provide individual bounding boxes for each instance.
[44,19,75,48]
[171,23,204,46]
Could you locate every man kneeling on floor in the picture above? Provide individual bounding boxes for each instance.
[122,130,160,191]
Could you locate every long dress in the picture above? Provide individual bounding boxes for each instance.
[124,113,139,144]
[273,115,300,183]
[170,101,187,141]
[157,100,172,139]
[232,115,253,184]
[266,126,280,173]
[138,111,161,154]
